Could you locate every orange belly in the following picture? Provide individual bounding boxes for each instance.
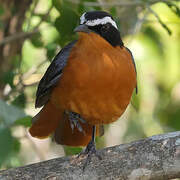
[51,32,136,125]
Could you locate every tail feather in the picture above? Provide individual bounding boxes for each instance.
[29,101,62,139]
[29,101,103,146]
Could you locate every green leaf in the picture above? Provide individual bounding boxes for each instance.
[131,91,140,112]
[0,5,4,16]
[142,26,163,55]
[64,146,82,156]
[12,55,21,69]
[149,7,172,35]
[31,32,44,47]
[12,93,27,108]
[2,71,15,88]
[52,0,62,12]
[77,0,101,13]
[54,4,79,46]
[0,128,13,166]
[46,42,57,60]
[12,138,21,153]
[15,116,32,127]
[0,128,21,167]
[0,20,3,29]
[123,117,146,142]
[0,100,27,128]
[165,2,180,18]
[159,20,172,35]
[110,7,117,17]
[157,102,180,131]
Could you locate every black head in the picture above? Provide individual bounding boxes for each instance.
[75,11,124,47]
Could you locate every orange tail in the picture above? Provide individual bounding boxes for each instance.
[29,101,62,139]
[29,101,103,146]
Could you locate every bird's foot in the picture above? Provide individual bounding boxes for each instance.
[78,139,102,170]
[65,110,86,134]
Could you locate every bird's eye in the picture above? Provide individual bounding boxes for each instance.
[101,23,111,32]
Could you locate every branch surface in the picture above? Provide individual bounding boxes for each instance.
[1,131,180,180]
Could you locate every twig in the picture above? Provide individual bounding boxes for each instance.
[33,5,53,30]
[0,131,180,179]
[23,81,39,87]
[146,5,172,35]
[22,60,47,80]
[67,0,179,7]
[0,29,39,46]
[4,59,47,99]
[132,11,149,35]
[0,4,52,46]
[26,0,39,31]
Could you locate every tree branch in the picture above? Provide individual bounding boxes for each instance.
[146,5,172,35]
[67,0,179,7]
[0,29,39,46]
[0,4,52,46]
[1,131,180,179]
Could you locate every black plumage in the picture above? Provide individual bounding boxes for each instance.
[35,40,77,108]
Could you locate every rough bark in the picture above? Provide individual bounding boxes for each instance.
[0,131,180,180]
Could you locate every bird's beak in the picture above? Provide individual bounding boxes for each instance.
[74,24,91,33]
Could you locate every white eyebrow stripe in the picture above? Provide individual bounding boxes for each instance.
[80,13,86,24]
[81,16,118,29]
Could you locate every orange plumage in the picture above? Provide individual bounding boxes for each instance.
[29,32,136,146]
[29,11,137,149]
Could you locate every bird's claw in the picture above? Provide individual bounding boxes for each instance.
[65,110,86,135]
[78,139,102,171]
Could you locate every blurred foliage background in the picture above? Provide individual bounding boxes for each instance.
[0,0,180,170]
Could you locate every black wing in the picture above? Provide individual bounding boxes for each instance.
[125,47,138,94]
[35,40,77,108]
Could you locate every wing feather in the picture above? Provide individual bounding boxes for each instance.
[125,47,138,94]
[35,40,77,108]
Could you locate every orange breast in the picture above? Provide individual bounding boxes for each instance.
[51,32,136,125]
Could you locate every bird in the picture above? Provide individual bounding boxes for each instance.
[29,10,137,165]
